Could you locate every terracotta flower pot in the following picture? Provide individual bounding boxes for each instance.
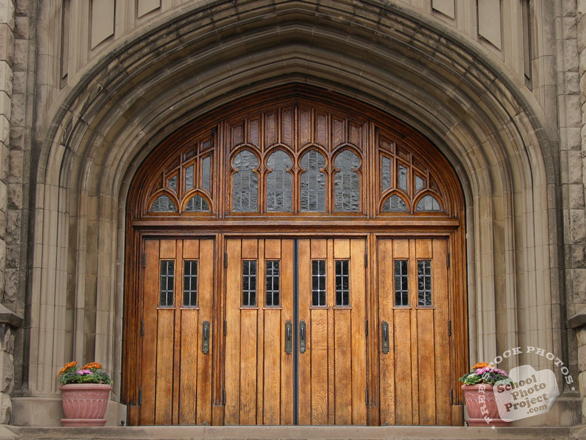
[59,383,113,427]
[462,384,512,427]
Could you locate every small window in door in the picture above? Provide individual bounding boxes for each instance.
[335,260,350,306]
[160,260,175,306]
[242,260,257,306]
[394,260,408,306]
[183,260,198,307]
[418,260,432,306]
[265,260,280,306]
[312,260,327,306]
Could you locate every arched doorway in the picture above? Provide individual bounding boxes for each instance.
[123,85,467,426]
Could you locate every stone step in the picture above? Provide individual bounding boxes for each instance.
[4,426,584,440]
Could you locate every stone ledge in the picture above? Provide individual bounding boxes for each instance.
[569,310,586,329]
[0,305,21,329]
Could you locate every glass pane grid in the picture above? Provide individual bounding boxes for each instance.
[160,260,175,306]
[334,150,360,212]
[266,151,293,212]
[300,150,326,212]
[418,260,432,306]
[242,260,257,306]
[335,260,350,306]
[394,260,408,306]
[183,260,198,306]
[265,260,280,306]
[312,260,327,306]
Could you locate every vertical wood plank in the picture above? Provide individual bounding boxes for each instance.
[377,239,395,425]
[433,239,451,425]
[311,308,329,425]
[224,239,242,424]
[198,239,215,425]
[334,309,352,424]
[350,239,367,425]
[264,309,281,424]
[180,308,199,425]
[326,240,335,424]
[394,310,412,425]
[155,309,175,425]
[280,239,294,425]
[298,240,312,425]
[417,309,436,425]
[409,240,419,425]
[240,310,258,424]
[141,240,159,425]
[172,240,183,425]
[256,241,265,425]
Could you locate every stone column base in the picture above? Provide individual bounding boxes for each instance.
[11,397,127,427]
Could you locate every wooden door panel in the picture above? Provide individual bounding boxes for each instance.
[298,238,367,425]
[377,237,450,426]
[140,239,214,426]
[225,238,294,425]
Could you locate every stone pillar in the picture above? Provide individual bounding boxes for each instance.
[0,305,22,423]
[569,311,586,423]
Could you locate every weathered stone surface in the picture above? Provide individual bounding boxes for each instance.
[0,181,6,212]
[5,210,19,243]
[2,269,17,304]
[6,186,20,211]
[0,24,13,67]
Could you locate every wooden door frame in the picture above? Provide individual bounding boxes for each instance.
[122,226,467,426]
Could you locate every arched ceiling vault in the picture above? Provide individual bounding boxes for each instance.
[37,0,551,210]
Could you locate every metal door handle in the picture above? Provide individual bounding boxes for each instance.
[299,320,306,353]
[202,321,210,354]
[382,321,389,354]
[285,320,292,353]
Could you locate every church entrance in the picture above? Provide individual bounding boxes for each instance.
[123,85,467,426]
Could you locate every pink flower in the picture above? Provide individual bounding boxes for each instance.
[77,369,93,375]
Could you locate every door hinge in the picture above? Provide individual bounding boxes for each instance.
[224,320,227,335]
[142,252,146,268]
[450,388,453,405]
[138,387,143,406]
[448,320,452,336]
[447,252,450,268]
[224,252,228,268]
[365,253,368,268]
[365,319,368,336]
[140,319,144,336]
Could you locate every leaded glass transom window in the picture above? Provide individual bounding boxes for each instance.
[266,150,293,212]
[232,150,259,212]
[151,195,176,212]
[418,260,432,306]
[183,260,198,307]
[242,260,257,306]
[416,195,441,212]
[334,150,360,212]
[394,260,408,307]
[335,260,350,306]
[185,195,210,212]
[266,260,280,306]
[382,195,408,212]
[160,260,175,306]
[312,260,327,306]
[300,150,326,212]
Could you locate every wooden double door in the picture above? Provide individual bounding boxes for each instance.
[138,236,451,426]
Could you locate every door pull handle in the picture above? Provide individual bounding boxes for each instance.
[381,321,389,354]
[202,321,210,354]
[299,320,306,353]
[285,320,292,354]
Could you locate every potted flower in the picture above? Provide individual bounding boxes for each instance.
[57,361,114,427]
[459,362,514,427]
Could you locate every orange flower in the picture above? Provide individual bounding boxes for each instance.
[82,362,102,370]
[57,361,78,377]
[472,362,490,370]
